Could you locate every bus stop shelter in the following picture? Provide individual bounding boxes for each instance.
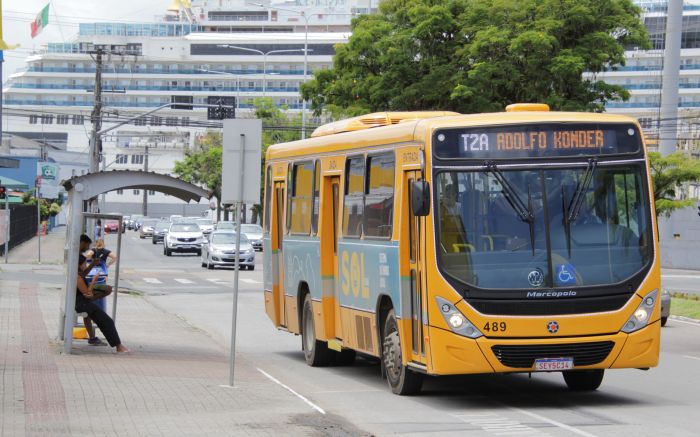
[59,170,210,353]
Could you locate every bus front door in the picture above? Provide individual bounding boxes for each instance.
[321,176,342,340]
[273,181,287,327]
[404,170,426,363]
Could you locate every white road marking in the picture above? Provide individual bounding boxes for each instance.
[683,355,700,362]
[143,278,163,284]
[453,413,551,436]
[670,317,700,327]
[241,278,261,284]
[207,278,226,283]
[174,278,195,284]
[257,368,325,415]
[510,407,600,437]
[662,274,700,279]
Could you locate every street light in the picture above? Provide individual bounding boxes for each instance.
[247,2,357,139]
[216,45,307,97]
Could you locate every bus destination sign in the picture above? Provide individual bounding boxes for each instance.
[433,123,642,159]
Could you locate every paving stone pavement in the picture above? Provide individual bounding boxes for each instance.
[0,274,339,436]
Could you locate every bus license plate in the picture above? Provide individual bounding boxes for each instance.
[534,358,574,371]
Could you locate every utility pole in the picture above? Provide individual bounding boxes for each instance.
[142,145,149,216]
[88,48,104,223]
[659,0,683,157]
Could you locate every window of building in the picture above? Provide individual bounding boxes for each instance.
[57,115,70,125]
[166,117,178,126]
[72,115,85,126]
[29,115,39,124]
[133,189,140,195]
[288,161,314,235]
[41,115,54,124]
[134,117,147,126]
[115,154,128,164]
[150,116,162,126]
[149,190,155,195]
[364,153,395,239]
[116,189,123,195]
[131,154,144,165]
[343,156,365,237]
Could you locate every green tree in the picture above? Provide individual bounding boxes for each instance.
[649,152,700,217]
[301,0,649,115]
[173,132,223,218]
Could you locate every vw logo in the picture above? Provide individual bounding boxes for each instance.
[527,268,544,287]
[547,321,559,334]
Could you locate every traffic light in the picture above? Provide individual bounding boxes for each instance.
[0,186,6,200]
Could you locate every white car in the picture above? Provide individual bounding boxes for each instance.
[240,224,263,251]
[196,218,215,235]
[201,231,255,270]
[164,222,204,256]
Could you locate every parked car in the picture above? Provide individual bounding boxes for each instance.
[139,219,159,239]
[215,221,236,231]
[661,288,671,326]
[201,231,255,270]
[164,222,203,256]
[195,218,214,235]
[104,221,120,233]
[240,224,263,251]
[151,221,170,244]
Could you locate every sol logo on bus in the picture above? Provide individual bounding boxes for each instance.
[340,250,370,299]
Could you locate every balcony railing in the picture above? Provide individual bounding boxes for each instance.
[10,83,302,92]
[25,66,313,75]
[4,99,303,109]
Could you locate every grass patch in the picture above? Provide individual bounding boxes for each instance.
[671,293,700,320]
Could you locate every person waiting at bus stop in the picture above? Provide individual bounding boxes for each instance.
[76,253,129,353]
[79,235,113,346]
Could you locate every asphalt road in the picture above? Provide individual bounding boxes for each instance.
[110,230,700,437]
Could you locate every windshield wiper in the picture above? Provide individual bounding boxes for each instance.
[562,158,598,257]
[485,162,536,255]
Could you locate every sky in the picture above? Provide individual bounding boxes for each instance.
[2,0,172,83]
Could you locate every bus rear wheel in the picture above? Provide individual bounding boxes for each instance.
[563,369,604,391]
[382,310,423,395]
[302,294,332,367]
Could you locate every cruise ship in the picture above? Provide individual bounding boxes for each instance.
[2,0,367,216]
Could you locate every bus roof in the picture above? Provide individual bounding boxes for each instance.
[266,111,640,161]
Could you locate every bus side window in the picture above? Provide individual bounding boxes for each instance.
[364,153,395,239]
[311,160,321,235]
[289,161,315,235]
[343,156,365,238]
[263,165,272,233]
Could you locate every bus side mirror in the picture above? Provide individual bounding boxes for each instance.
[412,180,430,217]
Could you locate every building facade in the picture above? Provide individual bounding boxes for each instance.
[2,0,363,216]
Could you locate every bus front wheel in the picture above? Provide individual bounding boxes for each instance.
[302,294,332,367]
[382,310,423,395]
[563,369,604,391]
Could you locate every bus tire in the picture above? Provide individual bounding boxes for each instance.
[563,369,604,391]
[382,310,423,395]
[302,294,332,367]
[661,317,668,327]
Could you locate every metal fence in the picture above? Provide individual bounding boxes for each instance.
[0,205,37,256]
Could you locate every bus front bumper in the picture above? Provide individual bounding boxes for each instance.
[427,321,660,376]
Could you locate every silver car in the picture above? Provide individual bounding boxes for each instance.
[240,224,263,251]
[661,288,671,326]
[201,231,255,270]
[139,219,159,239]
[196,218,215,235]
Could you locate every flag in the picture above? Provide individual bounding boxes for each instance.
[31,3,50,39]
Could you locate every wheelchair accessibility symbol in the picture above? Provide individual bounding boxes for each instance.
[555,264,577,286]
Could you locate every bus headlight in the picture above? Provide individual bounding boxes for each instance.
[435,296,483,339]
[622,289,658,333]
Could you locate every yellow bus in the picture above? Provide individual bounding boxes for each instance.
[262,104,660,395]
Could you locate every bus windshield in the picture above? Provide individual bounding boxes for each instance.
[436,165,651,290]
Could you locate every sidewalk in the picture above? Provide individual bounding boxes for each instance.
[1,255,342,436]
